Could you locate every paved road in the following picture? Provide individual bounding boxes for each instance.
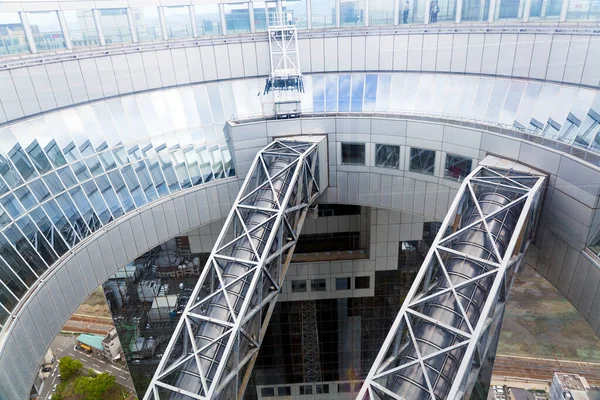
[39,335,136,400]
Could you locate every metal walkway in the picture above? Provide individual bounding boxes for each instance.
[357,158,546,400]
[144,137,327,400]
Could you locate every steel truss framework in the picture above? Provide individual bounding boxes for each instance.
[144,138,324,400]
[357,164,545,400]
[265,12,303,93]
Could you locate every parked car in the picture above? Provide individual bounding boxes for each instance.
[41,367,51,373]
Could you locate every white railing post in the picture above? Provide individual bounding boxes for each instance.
[57,10,73,50]
[92,9,106,46]
[127,8,138,42]
[19,12,37,54]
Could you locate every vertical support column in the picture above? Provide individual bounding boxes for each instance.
[488,0,497,22]
[307,0,312,29]
[159,6,169,40]
[394,0,400,24]
[19,11,37,54]
[277,0,283,13]
[57,10,72,49]
[190,5,198,37]
[365,0,370,26]
[220,3,228,35]
[522,0,532,21]
[455,0,463,22]
[127,8,138,42]
[336,0,341,27]
[560,0,569,21]
[93,9,106,46]
[425,0,432,23]
[249,2,256,33]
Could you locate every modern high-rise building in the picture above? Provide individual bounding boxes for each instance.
[0,1,599,399]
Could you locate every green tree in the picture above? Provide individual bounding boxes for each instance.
[73,372,116,400]
[58,356,83,381]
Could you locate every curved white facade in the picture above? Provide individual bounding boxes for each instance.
[0,13,600,400]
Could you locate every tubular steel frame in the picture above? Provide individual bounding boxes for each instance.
[266,12,303,92]
[144,138,324,400]
[357,164,545,400]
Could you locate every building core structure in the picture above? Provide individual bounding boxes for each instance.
[0,0,599,399]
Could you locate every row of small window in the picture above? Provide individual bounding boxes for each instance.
[290,276,370,293]
[341,143,473,181]
[260,381,363,397]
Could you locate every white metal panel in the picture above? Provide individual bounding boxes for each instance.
[118,220,139,262]
[106,227,127,271]
[442,125,482,149]
[256,40,270,76]
[28,65,57,111]
[200,46,218,80]
[380,174,393,209]
[568,255,591,307]
[79,58,104,100]
[151,203,170,243]
[24,303,48,360]
[518,142,561,175]
[513,34,535,77]
[45,63,73,107]
[338,37,352,71]
[297,38,311,73]
[407,120,443,141]
[435,34,452,72]
[338,171,349,203]
[480,132,522,159]
[125,53,148,91]
[10,68,40,116]
[324,37,338,72]
[96,57,119,97]
[529,34,552,79]
[140,208,160,249]
[64,256,87,304]
[393,34,409,71]
[227,43,245,78]
[35,285,61,336]
[163,200,180,238]
[450,34,468,73]
[174,195,191,233]
[182,48,202,84]
[380,35,394,70]
[407,34,423,71]
[351,35,367,71]
[171,48,191,85]
[347,171,360,204]
[76,247,100,294]
[44,274,69,322]
[465,34,484,74]
[497,33,518,76]
[579,266,600,318]
[563,35,590,85]
[421,34,437,71]
[557,155,600,196]
[196,188,211,224]
[128,213,149,256]
[156,49,177,86]
[142,51,163,89]
[217,182,231,216]
[402,176,415,213]
[546,34,570,81]
[214,44,232,80]
[206,185,221,220]
[9,324,37,378]
[86,239,111,285]
[0,71,23,122]
[581,36,600,87]
[111,54,134,94]
[481,34,501,75]
[310,37,325,72]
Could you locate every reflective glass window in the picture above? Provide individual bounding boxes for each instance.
[57,166,77,188]
[284,0,308,29]
[44,140,67,168]
[311,0,337,28]
[0,275,21,312]
[567,0,600,19]
[530,0,562,18]
[311,278,326,291]
[291,279,307,292]
[96,175,123,218]
[355,276,370,289]
[299,385,313,395]
[370,0,396,25]
[27,11,66,51]
[64,10,100,47]
[341,143,366,165]
[338,75,351,112]
[253,2,273,32]
[29,206,69,257]
[278,387,292,396]
[338,383,352,392]
[336,277,351,290]
[98,151,117,171]
[42,199,79,246]
[313,76,325,112]
[1,193,24,219]
[224,3,251,34]
[494,0,525,19]
[444,154,472,181]
[195,4,222,36]
[82,181,112,224]
[3,225,47,275]
[132,7,162,41]
[409,148,435,175]
[56,192,90,238]
[325,75,338,112]
[9,145,38,182]
[341,0,365,26]
[107,171,136,212]
[0,234,38,287]
[135,161,159,201]
[461,0,491,20]
[121,165,146,207]
[28,178,51,203]
[0,156,22,189]
[26,143,52,174]
[0,206,11,230]
[71,161,91,181]
[16,215,58,266]
[99,8,132,44]
[351,74,365,112]
[68,186,98,233]
[165,6,193,38]
[261,388,275,397]
[430,0,456,21]
[364,74,378,109]
[375,144,400,169]
[0,12,29,55]
[15,187,37,210]
[400,0,424,23]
